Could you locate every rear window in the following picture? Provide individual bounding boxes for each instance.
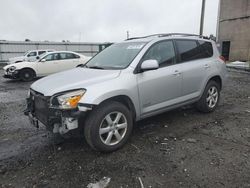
[176,40,213,62]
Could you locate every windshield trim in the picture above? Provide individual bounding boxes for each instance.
[85,42,148,70]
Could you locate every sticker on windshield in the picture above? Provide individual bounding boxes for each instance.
[127,45,144,50]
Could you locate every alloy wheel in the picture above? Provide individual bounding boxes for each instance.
[206,86,218,108]
[99,111,128,146]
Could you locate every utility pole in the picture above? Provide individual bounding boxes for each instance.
[126,31,130,39]
[199,0,206,35]
[216,0,221,42]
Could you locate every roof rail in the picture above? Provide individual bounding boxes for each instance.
[126,33,210,41]
[158,33,210,39]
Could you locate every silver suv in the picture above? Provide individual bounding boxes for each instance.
[25,33,227,152]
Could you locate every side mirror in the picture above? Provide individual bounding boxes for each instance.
[140,60,159,72]
[36,56,40,60]
[40,59,46,62]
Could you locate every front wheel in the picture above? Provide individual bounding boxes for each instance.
[196,80,220,113]
[84,101,133,152]
[20,69,35,81]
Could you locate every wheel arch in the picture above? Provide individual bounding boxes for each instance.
[97,95,137,121]
[207,75,222,90]
[20,67,37,77]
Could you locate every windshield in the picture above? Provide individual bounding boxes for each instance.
[24,51,30,56]
[86,42,146,69]
[37,52,48,61]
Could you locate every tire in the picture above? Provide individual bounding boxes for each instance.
[84,101,133,152]
[20,69,35,81]
[196,80,220,113]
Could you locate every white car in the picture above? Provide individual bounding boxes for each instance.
[8,49,54,64]
[3,51,91,81]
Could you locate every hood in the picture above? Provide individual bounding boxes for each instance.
[31,68,121,96]
[3,61,34,70]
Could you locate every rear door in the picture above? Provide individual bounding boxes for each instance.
[175,39,214,100]
[137,40,182,115]
[58,53,81,71]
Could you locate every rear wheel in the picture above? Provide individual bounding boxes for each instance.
[20,69,35,81]
[196,80,220,113]
[84,101,133,152]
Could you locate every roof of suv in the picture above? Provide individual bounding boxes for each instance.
[124,33,214,43]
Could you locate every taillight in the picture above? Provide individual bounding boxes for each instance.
[219,56,226,63]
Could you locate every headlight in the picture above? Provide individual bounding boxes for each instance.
[51,89,86,109]
[8,66,16,72]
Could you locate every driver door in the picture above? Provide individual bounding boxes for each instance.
[36,53,60,76]
[137,40,182,116]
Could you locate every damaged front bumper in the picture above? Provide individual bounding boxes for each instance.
[3,69,20,79]
[24,91,87,135]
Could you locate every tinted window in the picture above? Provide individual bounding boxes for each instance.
[27,51,37,57]
[176,40,200,62]
[176,40,213,62]
[43,53,60,61]
[74,54,80,58]
[143,41,175,67]
[198,41,213,58]
[38,51,46,55]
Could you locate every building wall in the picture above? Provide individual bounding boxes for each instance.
[0,41,110,64]
[218,0,250,61]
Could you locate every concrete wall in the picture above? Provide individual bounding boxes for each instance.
[218,0,250,61]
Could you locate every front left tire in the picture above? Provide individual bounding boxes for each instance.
[84,101,133,152]
[20,69,35,81]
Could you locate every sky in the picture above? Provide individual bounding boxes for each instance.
[0,0,219,42]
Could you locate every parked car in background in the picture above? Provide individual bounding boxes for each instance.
[3,51,91,81]
[24,33,227,152]
[8,49,54,64]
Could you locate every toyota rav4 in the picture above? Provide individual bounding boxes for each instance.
[24,33,227,152]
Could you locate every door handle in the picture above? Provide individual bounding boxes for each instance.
[204,64,210,69]
[173,70,181,76]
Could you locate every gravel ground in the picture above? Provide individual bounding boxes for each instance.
[0,68,249,188]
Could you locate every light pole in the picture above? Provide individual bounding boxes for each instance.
[200,0,206,35]
[216,0,221,42]
[126,31,130,39]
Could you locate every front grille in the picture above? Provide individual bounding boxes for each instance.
[30,90,50,126]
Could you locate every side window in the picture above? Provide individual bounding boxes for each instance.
[59,53,67,60]
[38,51,46,55]
[59,53,78,60]
[142,41,176,67]
[73,54,80,58]
[66,53,77,59]
[197,41,213,58]
[43,53,60,61]
[27,51,37,57]
[176,40,213,62]
[176,40,200,62]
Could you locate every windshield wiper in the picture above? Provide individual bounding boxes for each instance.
[88,66,104,69]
